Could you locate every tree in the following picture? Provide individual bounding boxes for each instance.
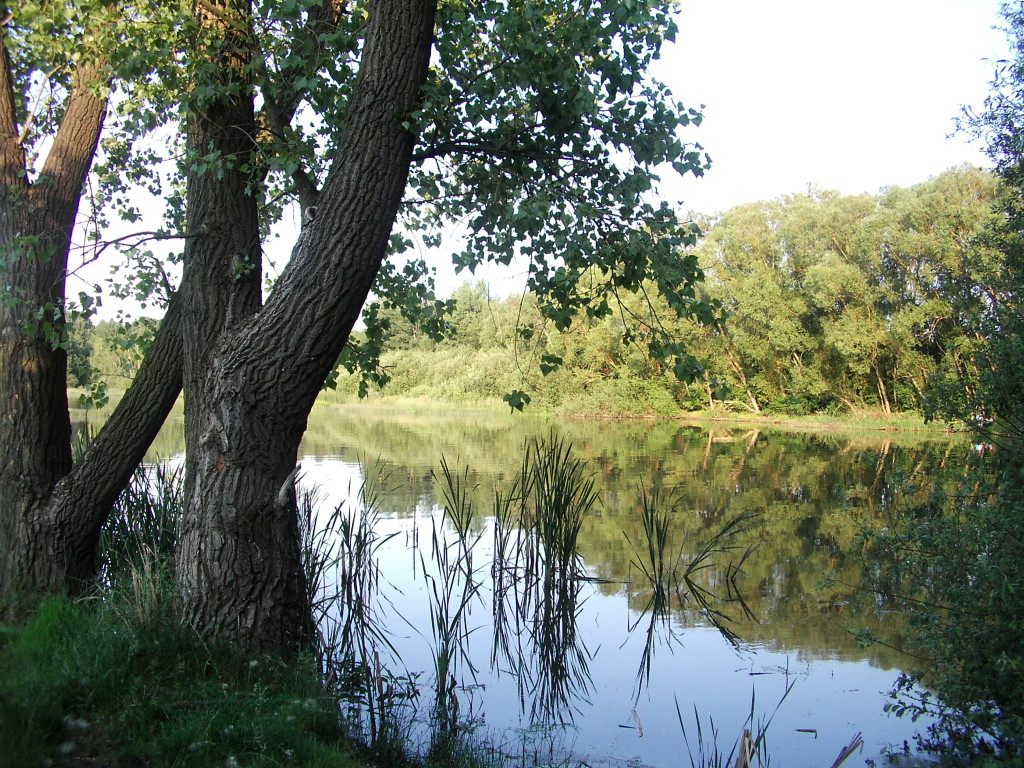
[0,2,185,609]
[870,5,1024,760]
[1,0,714,654]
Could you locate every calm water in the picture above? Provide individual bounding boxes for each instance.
[127,405,968,767]
[292,407,967,768]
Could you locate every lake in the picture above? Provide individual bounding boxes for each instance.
[131,405,968,767]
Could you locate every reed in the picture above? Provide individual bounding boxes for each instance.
[300,464,416,752]
[675,681,794,768]
[424,458,486,741]
[625,482,676,609]
[97,461,182,590]
[484,437,597,724]
[525,436,596,584]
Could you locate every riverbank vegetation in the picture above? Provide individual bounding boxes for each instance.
[66,166,1005,423]
[6,0,1024,760]
[339,165,1002,420]
[852,5,1024,762]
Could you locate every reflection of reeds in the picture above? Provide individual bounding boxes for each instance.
[302,464,415,750]
[680,512,759,644]
[488,437,597,724]
[676,682,864,768]
[426,459,484,741]
[675,681,794,768]
[635,483,673,604]
[625,483,760,693]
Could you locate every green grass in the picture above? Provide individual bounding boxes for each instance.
[0,589,358,768]
[680,406,953,434]
[0,450,511,768]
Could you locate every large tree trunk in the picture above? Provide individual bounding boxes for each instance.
[0,37,184,608]
[0,299,183,602]
[175,0,437,655]
[0,51,102,604]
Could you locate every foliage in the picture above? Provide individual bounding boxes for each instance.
[7,0,717,390]
[873,459,1024,763]
[684,169,1005,417]
[311,168,1006,419]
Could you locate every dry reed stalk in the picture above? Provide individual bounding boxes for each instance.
[828,731,864,768]
[734,727,753,768]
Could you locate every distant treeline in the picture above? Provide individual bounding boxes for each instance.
[332,165,1004,417]
[72,166,1004,418]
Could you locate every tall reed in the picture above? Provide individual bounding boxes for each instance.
[425,458,485,743]
[487,436,598,724]
[623,482,759,693]
[300,464,415,752]
[675,681,794,768]
[96,461,183,629]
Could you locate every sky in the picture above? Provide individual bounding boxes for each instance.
[652,0,1009,215]
[448,0,1012,298]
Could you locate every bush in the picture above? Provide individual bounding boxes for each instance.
[873,456,1024,763]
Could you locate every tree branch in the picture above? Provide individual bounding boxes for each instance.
[37,59,107,229]
[247,0,349,212]
[0,22,26,190]
[51,289,184,585]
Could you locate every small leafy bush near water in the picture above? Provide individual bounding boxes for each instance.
[857,452,1024,766]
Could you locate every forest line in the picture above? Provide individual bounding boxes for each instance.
[69,165,1002,421]
[309,165,1007,418]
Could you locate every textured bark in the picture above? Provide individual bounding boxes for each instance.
[0,298,183,601]
[0,33,184,607]
[175,0,437,655]
[0,50,106,604]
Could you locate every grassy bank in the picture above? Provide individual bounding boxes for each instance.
[71,385,957,438]
[311,388,956,435]
[0,460,507,768]
[0,593,360,768]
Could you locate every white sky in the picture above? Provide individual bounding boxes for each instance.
[446,0,1012,298]
[653,0,1009,215]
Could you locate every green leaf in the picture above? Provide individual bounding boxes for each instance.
[502,390,531,413]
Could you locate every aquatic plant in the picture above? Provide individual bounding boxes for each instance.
[485,437,597,724]
[97,460,182,589]
[623,480,758,694]
[425,458,486,741]
[301,464,417,752]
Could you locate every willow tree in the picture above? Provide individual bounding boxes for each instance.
[1,0,713,654]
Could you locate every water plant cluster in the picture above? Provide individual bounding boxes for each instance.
[305,436,811,766]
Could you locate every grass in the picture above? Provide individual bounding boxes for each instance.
[0,460,360,768]
[680,406,953,434]
[0,591,356,768]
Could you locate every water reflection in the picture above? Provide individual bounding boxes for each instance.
[294,408,966,766]
[97,404,970,765]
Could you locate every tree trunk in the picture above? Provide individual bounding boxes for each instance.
[0,39,184,608]
[174,0,437,655]
[0,50,102,604]
[716,322,761,413]
[0,298,183,602]
[873,360,892,415]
